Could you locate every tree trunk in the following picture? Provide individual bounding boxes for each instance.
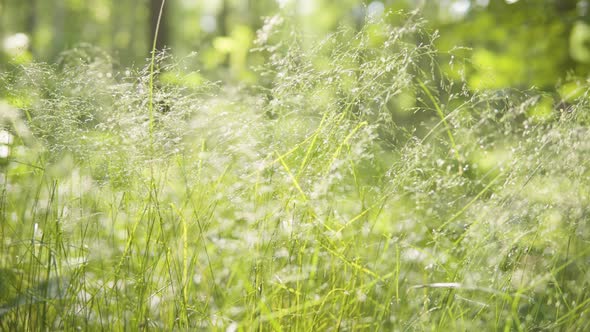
[26,0,36,56]
[219,0,228,37]
[52,0,65,59]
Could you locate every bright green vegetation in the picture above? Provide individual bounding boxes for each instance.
[1,13,590,331]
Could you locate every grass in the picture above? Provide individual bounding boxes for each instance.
[1,11,590,331]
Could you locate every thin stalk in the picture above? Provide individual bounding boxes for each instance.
[148,0,167,156]
[418,79,462,173]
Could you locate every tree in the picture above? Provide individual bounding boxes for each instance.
[25,0,35,56]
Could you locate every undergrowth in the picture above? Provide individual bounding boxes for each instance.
[1,11,590,331]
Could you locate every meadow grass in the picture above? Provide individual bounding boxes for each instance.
[1,11,590,331]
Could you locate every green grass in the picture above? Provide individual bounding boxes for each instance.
[1,12,590,331]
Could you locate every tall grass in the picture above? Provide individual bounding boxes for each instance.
[1,10,590,331]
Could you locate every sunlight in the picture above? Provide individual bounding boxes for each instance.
[2,33,29,55]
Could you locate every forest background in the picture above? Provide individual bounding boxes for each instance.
[3,0,590,90]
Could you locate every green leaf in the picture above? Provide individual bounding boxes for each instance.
[569,21,590,63]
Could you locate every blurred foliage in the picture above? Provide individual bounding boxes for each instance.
[1,0,590,90]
